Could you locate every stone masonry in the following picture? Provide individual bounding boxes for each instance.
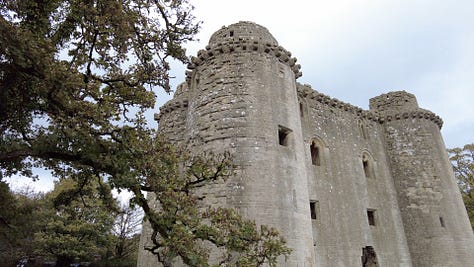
[138,21,474,266]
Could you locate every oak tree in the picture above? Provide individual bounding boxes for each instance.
[0,0,291,265]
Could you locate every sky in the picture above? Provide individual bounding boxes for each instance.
[163,0,474,149]
[7,0,474,193]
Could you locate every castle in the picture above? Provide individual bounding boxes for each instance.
[138,21,474,266]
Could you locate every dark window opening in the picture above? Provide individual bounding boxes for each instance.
[229,30,234,37]
[299,102,304,117]
[310,142,321,166]
[367,209,376,226]
[440,216,445,228]
[361,246,379,267]
[363,158,371,178]
[310,201,319,220]
[278,126,291,146]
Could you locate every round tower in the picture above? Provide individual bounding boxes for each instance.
[370,91,474,266]
[181,21,314,265]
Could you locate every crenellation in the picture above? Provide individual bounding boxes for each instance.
[139,21,473,267]
[297,84,381,123]
[186,39,301,80]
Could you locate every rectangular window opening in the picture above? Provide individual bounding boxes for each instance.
[278,126,292,146]
[363,159,370,178]
[367,209,376,226]
[310,200,319,220]
[440,216,445,228]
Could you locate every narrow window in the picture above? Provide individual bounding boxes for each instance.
[367,209,376,226]
[278,126,292,146]
[310,142,321,166]
[363,158,370,178]
[440,216,445,228]
[362,154,374,179]
[310,201,319,220]
[229,30,234,37]
[299,102,304,117]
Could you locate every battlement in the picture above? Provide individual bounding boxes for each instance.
[369,91,443,128]
[297,84,380,121]
[185,22,301,82]
[186,40,301,81]
[297,86,443,128]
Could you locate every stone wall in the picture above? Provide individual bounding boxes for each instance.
[183,22,314,266]
[371,91,474,267]
[138,21,474,267]
[298,84,412,266]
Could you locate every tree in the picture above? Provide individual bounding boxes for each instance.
[137,149,292,266]
[0,184,49,266]
[0,1,291,265]
[34,177,117,266]
[111,204,143,264]
[0,0,199,181]
[448,143,474,229]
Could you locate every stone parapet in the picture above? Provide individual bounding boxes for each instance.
[370,91,443,128]
[154,98,189,122]
[298,85,443,128]
[378,109,443,128]
[185,39,302,82]
[297,84,379,121]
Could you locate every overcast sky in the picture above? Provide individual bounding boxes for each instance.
[7,0,474,192]
[163,0,474,150]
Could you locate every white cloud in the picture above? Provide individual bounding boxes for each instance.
[172,0,474,148]
[5,172,56,193]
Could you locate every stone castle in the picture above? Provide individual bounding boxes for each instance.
[138,21,474,266]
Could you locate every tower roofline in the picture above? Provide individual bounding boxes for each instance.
[185,21,302,83]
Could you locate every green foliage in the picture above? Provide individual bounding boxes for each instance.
[448,143,474,229]
[33,178,117,266]
[1,0,200,181]
[203,208,292,267]
[0,184,49,265]
[137,147,292,266]
[0,181,142,266]
[0,0,292,265]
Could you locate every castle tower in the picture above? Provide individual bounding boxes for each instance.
[139,22,474,266]
[185,21,315,265]
[139,21,315,266]
[370,91,474,266]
